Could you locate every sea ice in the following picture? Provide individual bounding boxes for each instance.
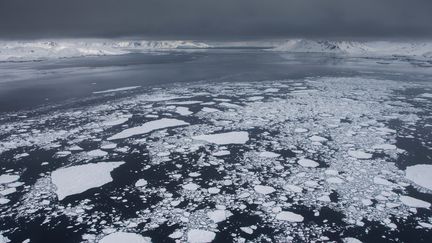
[192,131,249,145]
[348,150,373,159]
[259,151,280,158]
[400,196,431,208]
[405,164,432,191]
[108,118,189,140]
[99,232,151,243]
[297,158,319,168]
[87,149,108,157]
[254,185,276,195]
[187,229,216,243]
[182,183,199,191]
[51,161,124,200]
[207,209,232,223]
[275,211,304,222]
[0,174,19,184]
[93,86,141,94]
[175,107,193,116]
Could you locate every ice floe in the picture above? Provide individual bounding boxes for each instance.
[405,164,432,191]
[192,131,249,145]
[51,161,124,200]
[108,118,189,140]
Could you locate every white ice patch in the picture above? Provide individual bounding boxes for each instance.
[135,179,148,187]
[254,185,276,195]
[108,118,189,140]
[348,150,373,159]
[207,209,232,223]
[192,131,249,145]
[99,232,151,243]
[0,174,19,184]
[51,161,124,200]
[258,151,280,158]
[309,136,328,142]
[275,211,304,222]
[182,183,200,191]
[297,158,319,168]
[87,149,108,157]
[405,164,432,191]
[187,229,216,243]
[93,86,141,94]
[400,196,431,208]
[102,118,129,127]
[175,107,193,116]
[343,238,363,243]
[284,184,303,193]
[201,107,220,113]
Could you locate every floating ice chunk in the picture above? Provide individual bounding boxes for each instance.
[284,184,302,193]
[93,86,141,94]
[373,144,397,150]
[182,183,199,191]
[69,145,84,151]
[0,188,16,196]
[0,234,10,243]
[135,179,148,187]
[348,150,373,159]
[419,222,432,229]
[264,88,279,92]
[325,169,339,176]
[201,107,220,113]
[51,161,124,200]
[108,118,189,140]
[405,164,432,191]
[208,187,220,194]
[167,100,201,105]
[99,232,151,243]
[247,96,264,101]
[0,198,10,205]
[192,131,249,145]
[212,150,230,157]
[419,93,432,98]
[317,195,331,202]
[309,136,328,142]
[275,211,304,222]
[240,226,254,234]
[373,176,393,186]
[187,229,216,243]
[219,102,241,108]
[0,174,19,184]
[326,177,344,184]
[254,185,276,195]
[88,149,108,157]
[102,118,129,127]
[101,143,117,150]
[169,231,183,239]
[297,158,319,168]
[361,199,373,206]
[400,196,431,208]
[55,151,71,157]
[175,107,193,116]
[207,210,232,223]
[343,238,363,243]
[259,151,280,158]
[294,128,308,133]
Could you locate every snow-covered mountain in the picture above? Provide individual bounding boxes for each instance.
[0,39,211,62]
[273,39,432,58]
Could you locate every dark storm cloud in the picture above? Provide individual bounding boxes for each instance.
[0,0,431,39]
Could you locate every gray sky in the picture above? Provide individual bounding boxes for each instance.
[1,0,431,39]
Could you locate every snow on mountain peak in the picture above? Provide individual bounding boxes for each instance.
[273,39,432,58]
[0,39,211,62]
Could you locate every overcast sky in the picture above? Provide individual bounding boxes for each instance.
[1,0,431,39]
